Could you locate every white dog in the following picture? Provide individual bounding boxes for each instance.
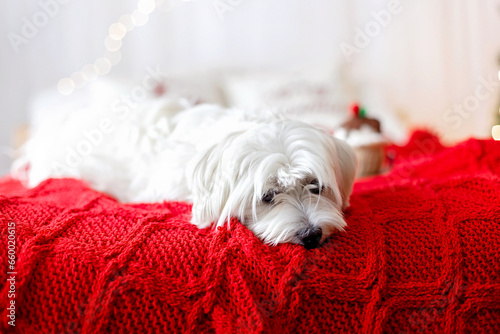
[13,95,356,249]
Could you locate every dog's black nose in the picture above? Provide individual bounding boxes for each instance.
[301,228,322,250]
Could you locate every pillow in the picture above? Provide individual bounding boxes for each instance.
[222,68,350,131]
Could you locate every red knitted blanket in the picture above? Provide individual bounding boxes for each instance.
[1,132,499,333]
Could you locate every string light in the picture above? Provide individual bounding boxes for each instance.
[57,0,164,95]
[138,0,156,14]
[94,58,112,75]
[131,9,150,26]
[104,37,122,52]
[82,64,98,82]
[57,78,75,96]
[492,125,500,141]
[108,23,127,40]
[493,70,500,140]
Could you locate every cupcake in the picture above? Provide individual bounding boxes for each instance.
[334,104,387,177]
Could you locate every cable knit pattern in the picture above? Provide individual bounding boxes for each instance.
[1,133,500,333]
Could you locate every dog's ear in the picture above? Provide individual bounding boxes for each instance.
[188,143,229,228]
[188,133,244,229]
[332,137,357,209]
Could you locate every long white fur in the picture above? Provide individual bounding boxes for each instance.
[13,96,357,246]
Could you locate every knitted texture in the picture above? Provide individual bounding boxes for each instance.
[1,133,500,333]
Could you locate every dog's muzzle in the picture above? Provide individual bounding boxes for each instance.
[300,228,322,250]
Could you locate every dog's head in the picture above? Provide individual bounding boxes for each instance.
[189,120,357,249]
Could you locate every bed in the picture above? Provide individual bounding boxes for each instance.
[1,131,499,333]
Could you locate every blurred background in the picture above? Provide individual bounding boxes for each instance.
[1,0,499,176]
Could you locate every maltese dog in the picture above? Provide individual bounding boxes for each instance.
[13,95,356,249]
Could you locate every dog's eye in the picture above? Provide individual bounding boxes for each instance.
[262,191,275,203]
[310,187,325,195]
[309,180,324,195]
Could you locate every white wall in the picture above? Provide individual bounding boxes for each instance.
[1,0,499,175]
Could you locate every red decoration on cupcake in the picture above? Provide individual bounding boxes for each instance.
[351,103,360,117]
